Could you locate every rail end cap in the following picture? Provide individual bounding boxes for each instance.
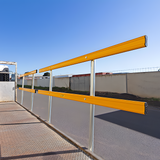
[144,35,148,47]
[145,102,148,115]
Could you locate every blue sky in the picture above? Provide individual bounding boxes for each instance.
[0,0,160,75]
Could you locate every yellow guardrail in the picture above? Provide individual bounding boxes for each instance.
[19,87,36,93]
[19,35,148,152]
[19,69,37,111]
[39,35,147,73]
[19,35,148,115]
[38,90,146,115]
[20,70,37,77]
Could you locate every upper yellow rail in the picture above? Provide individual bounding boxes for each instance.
[38,90,147,115]
[39,35,147,73]
[20,70,37,77]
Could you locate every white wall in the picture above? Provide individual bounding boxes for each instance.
[17,72,160,98]
[95,74,127,93]
[127,72,160,98]
[54,77,69,88]
[17,79,20,85]
[17,78,54,87]
[0,82,15,102]
[17,79,31,85]
[71,76,90,91]
[70,74,127,93]
[36,79,50,87]
[26,80,32,85]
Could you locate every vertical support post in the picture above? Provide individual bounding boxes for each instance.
[31,74,35,111]
[126,73,128,93]
[48,70,53,123]
[21,76,24,105]
[89,60,95,152]
[15,62,17,102]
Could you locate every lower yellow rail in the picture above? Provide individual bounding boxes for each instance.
[19,87,36,93]
[38,90,147,115]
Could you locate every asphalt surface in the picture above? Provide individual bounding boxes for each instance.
[17,89,160,160]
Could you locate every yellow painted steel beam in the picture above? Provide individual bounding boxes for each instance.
[38,90,147,115]
[19,87,36,93]
[20,70,37,77]
[39,35,147,73]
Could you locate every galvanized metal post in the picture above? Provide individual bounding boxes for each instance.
[31,74,35,111]
[126,73,128,93]
[21,76,24,105]
[89,60,95,152]
[48,70,53,123]
[15,62,17,102]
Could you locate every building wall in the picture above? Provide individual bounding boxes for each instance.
[127,72,160,98]
[0,82,15,102]
[26,79,32,86]
[95,74,127,93]
[70,74,127,93]
[17,78,54,87]
[17,72,160,98]
[54,77,69,88]
[36,79,50,87]
[70,76,90,91]
[17,79,20,85]
[17,79,32,86]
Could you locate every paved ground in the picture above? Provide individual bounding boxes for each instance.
[0,102,94,160]
[17,89,160,160]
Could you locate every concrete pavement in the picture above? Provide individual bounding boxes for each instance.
[0,102,94,160]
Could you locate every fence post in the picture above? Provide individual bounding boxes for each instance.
[48,70,53,123]
[89,60,95,152]
[15,62,17,102]
[126,73,128,93]
[31,74,35,112]
[21,76,24,105]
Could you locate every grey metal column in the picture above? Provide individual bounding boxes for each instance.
[126,73,128,93]
[21,76,24,105]
[89,60,95,152]
[31,74,35,111]
[48,70,53,123]
[15,62,17,102]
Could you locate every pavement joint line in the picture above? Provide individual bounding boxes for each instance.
[15,101,103,160]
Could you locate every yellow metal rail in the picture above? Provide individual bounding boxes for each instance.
[38,90,147,115]
[39,35,147,73]
[19,87,36,93]
[20,70,37,77]
[19,35,148,153]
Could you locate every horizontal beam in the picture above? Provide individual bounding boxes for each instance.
[0,72,10,74]
[20,70,37,77]
[0,61,17,65]
[19,87,36,93]
[38,90,147,115]
[39,35,147,73]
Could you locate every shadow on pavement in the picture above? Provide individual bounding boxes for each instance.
[0,110,25,112]
[0,122,41,126]
[0,149,83,159]
[95,107,160,139]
